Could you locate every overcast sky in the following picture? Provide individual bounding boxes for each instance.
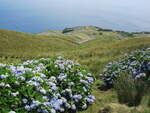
[0,0,150,33]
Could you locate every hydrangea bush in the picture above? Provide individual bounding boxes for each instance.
[101,48,150,88]
[0,57,95,113]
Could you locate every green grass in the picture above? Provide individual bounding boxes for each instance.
[0,29,77,57]
[0,26,150,113]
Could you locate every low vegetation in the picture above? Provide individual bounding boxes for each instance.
[0,57,94,113]
[62,28,74,33]
[101,48,150,87]
[114,73,146,107]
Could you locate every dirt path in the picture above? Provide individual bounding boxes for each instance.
[76,37,94,44]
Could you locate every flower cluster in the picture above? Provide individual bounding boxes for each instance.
[0,57,95,113]
[101,48,150,87]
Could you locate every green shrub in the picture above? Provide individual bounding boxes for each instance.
[114,73,146,107]
[62,28,74,33]
[101,48,150,88]
[116,31,134,37]
[99,32,103,35]
[0,57,95,113]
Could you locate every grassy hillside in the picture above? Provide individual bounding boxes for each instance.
[0,29,78,62]
[0,27,150,72]
[0,26,150,113]
[66,37,150,75]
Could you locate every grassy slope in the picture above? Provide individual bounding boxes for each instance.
[78,37,150,113]
[0,29,78,62]
[62,37,150,76]
[0,27,150,113]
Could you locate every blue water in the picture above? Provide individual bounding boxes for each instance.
[0,0,150,33]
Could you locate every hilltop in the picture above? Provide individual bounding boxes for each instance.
[38,26,100,43]
[39,26,150,43]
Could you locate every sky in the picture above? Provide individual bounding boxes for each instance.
[0,0,150,33]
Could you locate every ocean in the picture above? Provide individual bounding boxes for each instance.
[0,0,150,33]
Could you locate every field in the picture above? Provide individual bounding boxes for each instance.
[0,26,150,113]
